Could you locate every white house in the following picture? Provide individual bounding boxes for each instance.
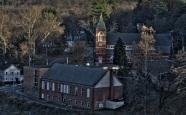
[0,64,23,83]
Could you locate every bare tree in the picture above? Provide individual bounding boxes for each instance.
[16,6,64,65]
[40,8,64,43]
[70,41,88,63]
[138,25,155,115]
[17,6,42,55]
[0,9,12,63]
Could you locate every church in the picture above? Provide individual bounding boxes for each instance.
[95,15,172,64]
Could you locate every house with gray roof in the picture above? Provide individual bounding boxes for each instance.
[0,64,22,83]
[41,63,124,110]
[147,59,174,90]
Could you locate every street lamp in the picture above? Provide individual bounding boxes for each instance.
[43,44,50,65]
[11,71,15,94]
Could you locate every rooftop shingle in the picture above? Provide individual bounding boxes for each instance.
[42,64,108,86]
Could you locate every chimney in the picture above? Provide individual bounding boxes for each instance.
[109,69,114,100]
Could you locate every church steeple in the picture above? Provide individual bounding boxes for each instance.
[96,14,106,31]
[95,14,107,65]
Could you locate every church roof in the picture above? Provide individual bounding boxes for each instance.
[42,63,108,86]
[107,33,141,45]
[96,15,106,31]
[106,33,172,54]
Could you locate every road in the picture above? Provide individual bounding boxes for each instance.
[0,84,23,92]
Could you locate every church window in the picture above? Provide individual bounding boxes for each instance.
[98,31,104,41]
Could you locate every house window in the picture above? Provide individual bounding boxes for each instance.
[66,85,69,94]
[98,31,104,41]
[44,82,47,89]
[87,88,90,98]
[58,84,61,92]
[75,86,78,95]
[81,88,84,96]
[61,84,63,93]
[63,84,66,93]
[41,93,44,99]
[75,100,77,105]
[69,85,71,94]
[11,72,14,75]
[5,72,7,75]
[49,82,52,90]
[47,82,49,90]
[42,81,45,89]
[17,72,19,75]
[87,102,90,108]
[81,101,83,106]
[52,83,55,91]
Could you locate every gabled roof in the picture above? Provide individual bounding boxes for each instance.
[107,33,171,45]
[148,60,173,76]
[106,33,172,54]
[42,64,108,86]
[96,15,106,31]
[107,33,141,45]
[0,64,19,71]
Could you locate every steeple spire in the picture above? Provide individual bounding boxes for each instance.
[96,14,106,31]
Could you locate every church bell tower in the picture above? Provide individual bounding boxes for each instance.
[95,15,106,64]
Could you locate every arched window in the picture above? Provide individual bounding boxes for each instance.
[98,31,104,41]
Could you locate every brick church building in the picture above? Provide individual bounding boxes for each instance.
[95,15,172,64]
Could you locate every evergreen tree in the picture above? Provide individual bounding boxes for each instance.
[113,37,127,66]
[90,0,110,22]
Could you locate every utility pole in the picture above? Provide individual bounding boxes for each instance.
[28,54,31,66]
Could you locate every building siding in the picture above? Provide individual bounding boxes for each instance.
[23,66,49,98]
[41,79,94,110]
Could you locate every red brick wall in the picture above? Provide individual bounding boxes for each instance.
[41,80,124,110]
[113,86,124,99]
[93,87,109,110]
[41,80,93,110]
[93,86,123,110]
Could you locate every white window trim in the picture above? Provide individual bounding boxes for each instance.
[52,83,55,91]
[87,88,90,98]
[42,81,45,89]
[61,84,63,93]
[41,93,44,99]
[47,82,49,90]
